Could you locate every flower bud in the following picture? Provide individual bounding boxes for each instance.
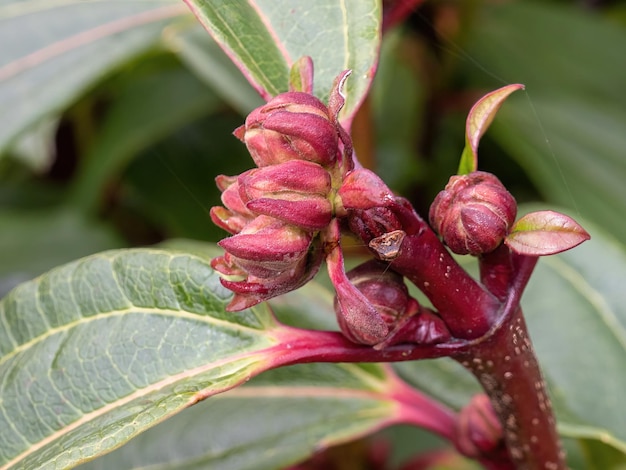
[344,260,413,327]
[429,171,516,255]
[212,216,323,311]
[210,175,255,234]
[234,91,339,168]
[455,394,504,458]
[216,216,312,278]
[333,259,423,346]
[347,207,404,244]
[237,160,333,230]
[336,168,396,215]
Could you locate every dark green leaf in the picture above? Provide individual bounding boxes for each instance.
[68,58,221,214]
[0,0,189,155]
[183,0,381,123]
[0,209,123,292]
[465,2,626,240]
[164,23,264,115]
[395,208,626,464]
[523,215,626,455]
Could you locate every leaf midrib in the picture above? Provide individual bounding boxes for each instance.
[0,305,269,369]
[0,351,269,470]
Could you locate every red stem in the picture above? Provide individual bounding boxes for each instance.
[480,244,515,301]
[388,227,500,339]
[454,307,566,470]
[382,364,457,440]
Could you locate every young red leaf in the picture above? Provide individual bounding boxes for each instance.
[458,84,525,175]
[504,210,590,256]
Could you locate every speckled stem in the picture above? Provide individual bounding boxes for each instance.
[455,307,566,470]
[388,228,500,339]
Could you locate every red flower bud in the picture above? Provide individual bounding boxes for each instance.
[210,175,255,234]
[345,260,414,328]
[456,394,504,458]
[429,171,516,255]
[347,207,404,244]
[212,216,323,311]
[326,234,389,346]
[238,160,333,230]
[234,92,339,168]
[217,216,313,278]
[374,307,451,350]
[336,169,396,215]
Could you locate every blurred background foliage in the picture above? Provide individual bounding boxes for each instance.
[1,0,625,295]
[2,1,626,468]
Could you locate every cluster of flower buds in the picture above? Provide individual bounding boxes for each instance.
[429,171,517,256]
[211,70,397,312]
[211,65,453,350]
[210,89,343,311]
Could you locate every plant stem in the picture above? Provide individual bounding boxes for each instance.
[387,227,500,339]
[455,307,566,470]
[382,364,458,441]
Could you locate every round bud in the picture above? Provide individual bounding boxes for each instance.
[234,92,339,168]
[429,171,516,255]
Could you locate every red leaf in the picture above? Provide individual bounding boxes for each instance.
[505,210,590,256]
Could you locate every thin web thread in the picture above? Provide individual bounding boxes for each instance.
[415,9,579,214]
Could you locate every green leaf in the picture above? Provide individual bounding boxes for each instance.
[67,57,221,213]
[163,23,265,115]
[76,363,398,470]
[183,0,381,123]
[458,84,523,175]
[0,248,283,469]
[0,0,189,156]
[0,209,123,291]
[465,1,626,240]
[522,214,626,456]
[120,112,254,241]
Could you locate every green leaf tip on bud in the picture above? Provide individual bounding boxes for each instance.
[430,171,517,256]
[504,210,590,256]
[289,56,314,94]
[458,84,525,175]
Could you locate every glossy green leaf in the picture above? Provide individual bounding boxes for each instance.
[163,23,264,115]
[183,0,381,124]
[523,216,626,455]
[76,363,398,470]
[68,59,221,214]
[465,2,626,240]
[0,248,283,469]
[0,0,189,156]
